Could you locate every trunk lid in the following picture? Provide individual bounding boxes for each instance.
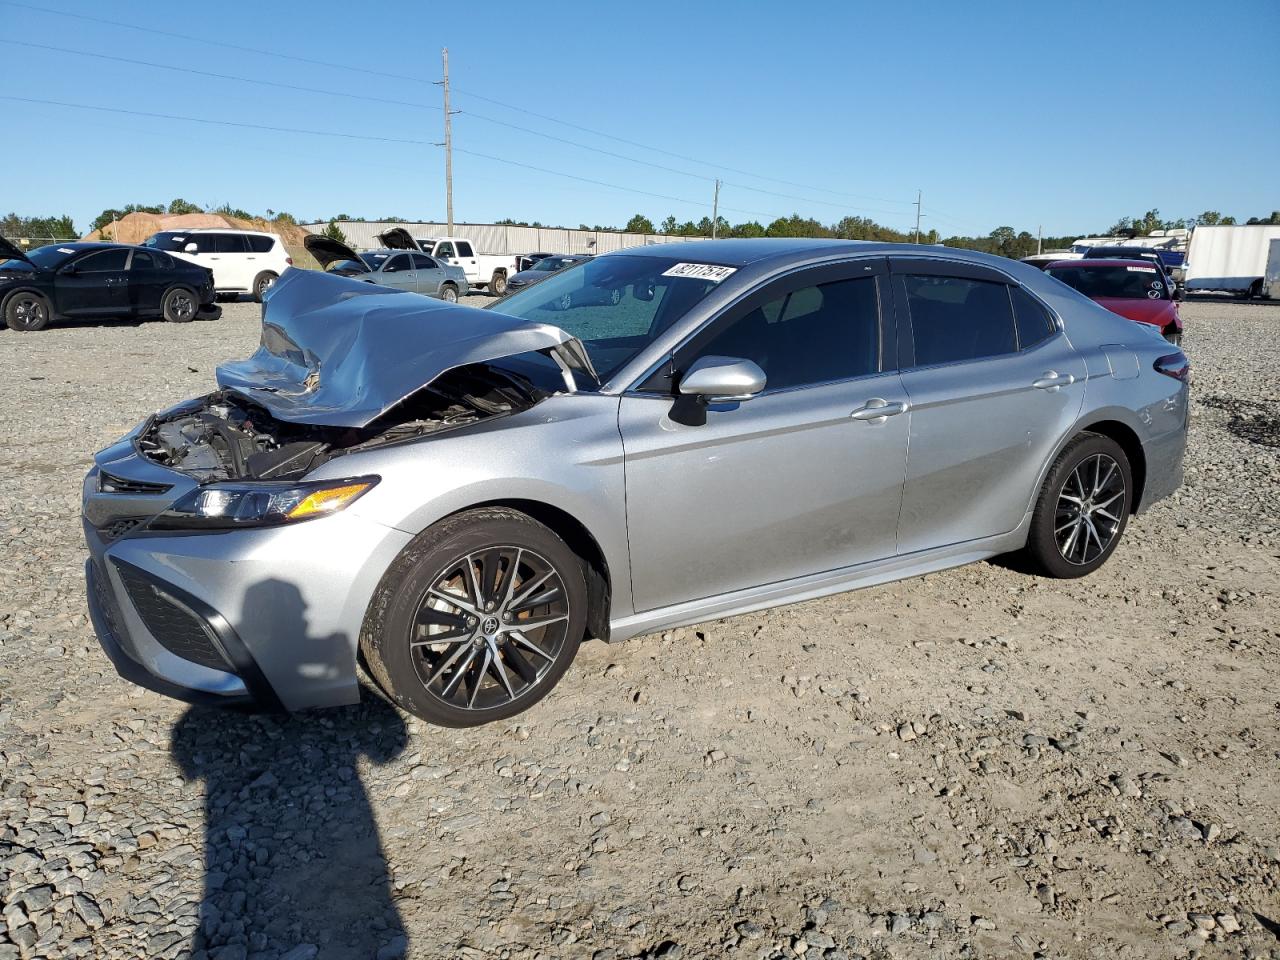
[376,227,420,251]
[215,268,595,428]
[303,234,370,272]
[1093,296,1178,328]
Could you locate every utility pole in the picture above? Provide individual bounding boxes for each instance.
[1037,224,1043,255]
[438,48,455,235]
[913,189,923,244]
[711,179,721,238]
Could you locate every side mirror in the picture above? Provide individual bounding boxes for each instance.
[61,264,78,276]
[184,243,198,253]
[679,355,766,402]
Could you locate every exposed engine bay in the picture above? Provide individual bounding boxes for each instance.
[138,361,550,482]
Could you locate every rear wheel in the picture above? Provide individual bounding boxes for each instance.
[489,271,507,296]
[252,271,278,302]
[161,286,197,323]
[360,507,587,727]
[439,283,458,303]
[1022,432,1132,578]
[4,291,52,331]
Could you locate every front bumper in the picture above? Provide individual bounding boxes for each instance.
[83,478,413,711]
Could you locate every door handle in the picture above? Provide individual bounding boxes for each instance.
[850,398,908,421]
[1033,371,1076,390]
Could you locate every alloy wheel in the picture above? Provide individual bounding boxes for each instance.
[1055,453,1125,565]
[409,546,571,711]
[14,297,45,329]
[170,291,195,320]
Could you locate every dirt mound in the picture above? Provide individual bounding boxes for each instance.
[82,211,312,247]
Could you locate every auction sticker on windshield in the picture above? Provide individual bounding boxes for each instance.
[1126,266,1157,272]
[662,263,737,282]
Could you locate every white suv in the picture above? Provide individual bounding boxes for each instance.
[143,229,293,301]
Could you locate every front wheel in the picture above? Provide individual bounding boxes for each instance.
[4,291,52,331]
[439,283,458,303]
[360,507,587,727]
[1022,432,1132,578]
[161,286,197,323]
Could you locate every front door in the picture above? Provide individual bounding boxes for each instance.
[55,248,130,316]
[619,259,910,613]
[888,258,1087,553]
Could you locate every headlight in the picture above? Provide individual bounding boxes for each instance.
[151,476,378,530]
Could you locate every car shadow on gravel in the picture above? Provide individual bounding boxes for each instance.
[170,580,409,960]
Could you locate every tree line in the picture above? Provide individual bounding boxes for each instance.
[6,203,1280,255]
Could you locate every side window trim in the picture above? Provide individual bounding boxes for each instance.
[636,258,894,395]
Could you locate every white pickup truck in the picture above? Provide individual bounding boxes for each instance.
[377,229,518,296]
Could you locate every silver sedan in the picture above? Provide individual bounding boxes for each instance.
[82,239,1188,726]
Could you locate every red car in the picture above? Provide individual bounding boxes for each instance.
[1045,259,1183,345]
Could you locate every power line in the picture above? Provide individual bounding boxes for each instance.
[5,36,910,221]
[0,95,775,219]
[2,0,913,211]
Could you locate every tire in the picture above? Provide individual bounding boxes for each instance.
[161,286,198,323]
[1246,279,1263,300]
[252,271,278,302]
[1022,432,1132,579]
[360,507,588,727]
[489,271,507,296]
[439,283,458,303]
[4,291,52,331]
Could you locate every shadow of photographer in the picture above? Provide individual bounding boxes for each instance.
[171,578,409,960]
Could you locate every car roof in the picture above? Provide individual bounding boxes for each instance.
[46,242,138,252]
[1086,246,1160,256]
[1046,258,1162,269]
[604,237,1028,271]
[160,228,277,237]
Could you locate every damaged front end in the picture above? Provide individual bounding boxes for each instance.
[89,268,598,530]
[136,357,546,484]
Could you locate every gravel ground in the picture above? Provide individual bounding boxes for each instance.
[1,295,1278,960]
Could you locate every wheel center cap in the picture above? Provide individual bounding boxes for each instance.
[481,616,500,636]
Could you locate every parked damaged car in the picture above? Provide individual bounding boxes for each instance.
[1,238,219,331]
[83,240,1188,727]
[505,254,593,292]
[304,234,469,301]
[1046,259,1183,345]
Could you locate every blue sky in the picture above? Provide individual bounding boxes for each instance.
[3,0,1277,238]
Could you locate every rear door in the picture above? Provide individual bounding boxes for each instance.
[55,248,130,316]
[126,249,168,314]
[410,253,444,294]
[889,258,1086,553]
[619,258,911,612]
[379,253,417,292]
[210,233,251,290]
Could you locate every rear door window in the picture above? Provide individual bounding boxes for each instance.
[212,234,249,254]
[456,241,475,258]
[902,275,1016,366]
[1009,286,1057,349]
[411,254,438,270]
[128,250,156,270]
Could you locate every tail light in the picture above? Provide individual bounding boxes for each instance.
[286,257,293,265]
[1154,351,1189,381]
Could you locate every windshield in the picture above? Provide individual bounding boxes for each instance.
[1047,264,1170,300]
[532,256,578,272]
[491,254,729,381]
[359,253,392,269]
[2,244,77,270]
[143,232,191,251]
[328,259,369,273]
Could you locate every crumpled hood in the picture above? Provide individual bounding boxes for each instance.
[216,268,594,428]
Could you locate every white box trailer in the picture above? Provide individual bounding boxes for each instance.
[1185,224,1280,296]
[1265,238,1280,300]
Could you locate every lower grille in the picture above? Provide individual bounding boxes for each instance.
[116,565,233,673]
[98,517,145,543]
[90,560,124,641]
